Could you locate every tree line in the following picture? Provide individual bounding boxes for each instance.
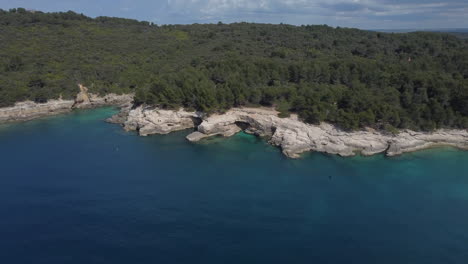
[1,8,467,131]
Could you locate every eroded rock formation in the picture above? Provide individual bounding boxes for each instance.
[119,106,468,158]
[121,106,201,136]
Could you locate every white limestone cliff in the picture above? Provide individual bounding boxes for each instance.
[122,106,201,136]
[120,106,468,158]
[0,84,133,123]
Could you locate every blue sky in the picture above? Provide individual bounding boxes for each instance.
[0,0,467,29]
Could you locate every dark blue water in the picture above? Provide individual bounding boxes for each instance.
[1,108,467,264]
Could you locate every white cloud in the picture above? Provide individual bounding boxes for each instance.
[1,0,465,28]
[166,0,465,17]
[161,0,467,28]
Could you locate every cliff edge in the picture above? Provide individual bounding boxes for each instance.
[117,106,468,158]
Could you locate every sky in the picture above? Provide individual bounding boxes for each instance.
[0,0,467,29]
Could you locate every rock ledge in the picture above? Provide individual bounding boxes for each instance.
[117,106,468,158]
[0,84,133,123]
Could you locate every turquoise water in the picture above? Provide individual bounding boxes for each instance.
[0,107,467,263]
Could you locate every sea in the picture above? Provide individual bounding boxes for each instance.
[0,107,467,264]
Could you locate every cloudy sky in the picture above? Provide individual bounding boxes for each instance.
[0,0,467,29]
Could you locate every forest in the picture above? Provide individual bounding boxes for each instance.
[1,8,468,131]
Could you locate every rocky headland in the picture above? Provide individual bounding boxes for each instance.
[0,84,133,123]
[114,106,468,158]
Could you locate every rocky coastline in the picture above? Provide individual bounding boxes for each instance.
[0,84,133,123]
[2,91,467,158]
[113,106,468,158]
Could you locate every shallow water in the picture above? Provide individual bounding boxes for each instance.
[0,108,467,264]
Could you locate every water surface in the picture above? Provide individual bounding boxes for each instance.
[0,108,467,263]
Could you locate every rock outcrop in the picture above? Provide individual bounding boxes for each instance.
[0,84,133,123]
[121,106,201,136]
[73,83,133,109]
[74,84,91,105]
[5,93,465,158]
[105,104,132,124]
[0,99,75,123]
[121,106,468,158]
[386,130,468,156]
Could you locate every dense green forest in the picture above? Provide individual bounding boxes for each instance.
[1,8,468,131]
[450,33,468,40]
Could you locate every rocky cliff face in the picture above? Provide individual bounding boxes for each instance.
[74,84,91,105]
[119,106,468,158]
[4,93,466,158]
[121,106,201,136]
[0,84,133,123]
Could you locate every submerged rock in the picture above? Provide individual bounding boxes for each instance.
[186,131,209,142]
[105,104,132,124]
